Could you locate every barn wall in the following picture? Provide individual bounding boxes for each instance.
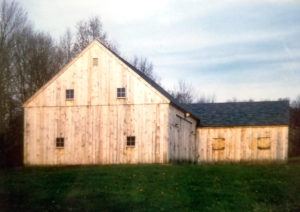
[24,41,171,165]
[24,104,169,165]
[168,105,197,163]
[25,41,169,108]
[197,126,288,162]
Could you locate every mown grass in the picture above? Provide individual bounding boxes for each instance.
[0,160,300,212]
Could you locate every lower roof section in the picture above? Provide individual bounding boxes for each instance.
[186,101,289,127]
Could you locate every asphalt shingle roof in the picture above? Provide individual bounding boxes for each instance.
[187,101,289,127]
[100,40,289,127]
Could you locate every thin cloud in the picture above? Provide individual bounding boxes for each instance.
[19,0,300,102]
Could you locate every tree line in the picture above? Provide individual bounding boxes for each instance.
[0,0,154,166]
[0,0,299,166]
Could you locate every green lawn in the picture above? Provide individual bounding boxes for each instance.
[1,161,300,212]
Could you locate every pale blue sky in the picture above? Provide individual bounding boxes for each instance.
[19,0,300,102]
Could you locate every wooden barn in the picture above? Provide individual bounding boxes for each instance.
[23,40,289,165]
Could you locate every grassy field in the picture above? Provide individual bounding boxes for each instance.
[1,161,300,212]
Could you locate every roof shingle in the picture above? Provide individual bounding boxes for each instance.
[100,40,289,127]
[187,101,289,127]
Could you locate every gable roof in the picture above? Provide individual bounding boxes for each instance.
[100,40,199,120]
[23,40,198,119]
[23,40,289,128]
[187,101,289,127]
[23,40,97,107]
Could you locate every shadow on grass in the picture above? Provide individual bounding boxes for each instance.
[0,162,300,211]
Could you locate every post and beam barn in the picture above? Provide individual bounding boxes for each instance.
[23,40,289,165]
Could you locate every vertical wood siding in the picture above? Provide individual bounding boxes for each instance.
[23,40,289,165]
[25,41,169,108]
[197,126,288,162]
[24,41,170,165]
[24,104,169,165]
[168,105,197,163]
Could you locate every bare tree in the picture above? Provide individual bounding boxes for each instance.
[13,27,63,103]
[290,95,300,127]
[0,0,27,134]
[196,94,216,103]
[72,16,118,55]
[131,55,158,81]
[0,0,29,166]
[226,97,238,102]
[0,3,161,166]
[71,16,158,83]
[169,80,194,104]
[59,28,73,64]
[289,95,300,157]
[169,80,217,104]
[0,0,26,48]
[291,95,300,108]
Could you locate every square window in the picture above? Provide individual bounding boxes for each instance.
[93,58,98,66]
[212,138,225,150]
[56,137,64,148]
[117,88,126,98]
[257,137,271,150]
[127,136,135,147]
[66,89,74,100]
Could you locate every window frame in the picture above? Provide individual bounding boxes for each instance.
[117,87,126,98]
[66,89,74,100]
[56,137,64,148]
[212,138,225,150]
[257,136,271,150]
[126,136,135,147]
[93,57,98,66]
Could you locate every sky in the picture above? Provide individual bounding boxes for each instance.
[18,0,300,102]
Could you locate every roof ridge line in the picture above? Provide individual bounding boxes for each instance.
[188,100,289,105]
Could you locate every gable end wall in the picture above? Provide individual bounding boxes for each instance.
[24,41,171,165]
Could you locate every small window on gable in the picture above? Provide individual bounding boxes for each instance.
[212,138,225,150]
[66,89,74,100]
[127,136,135,147]
[93,58,98,66]
[117,88,126,98]
[56,137,64,148]
[257,137,271,150]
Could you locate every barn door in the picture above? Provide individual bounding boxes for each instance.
[176,115,194,162]
[169,115,180,162]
